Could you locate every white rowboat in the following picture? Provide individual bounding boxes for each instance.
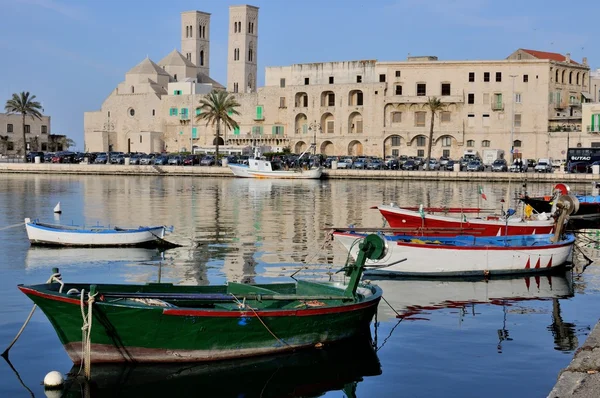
[24,218,170,247]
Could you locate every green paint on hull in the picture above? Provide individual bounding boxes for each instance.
[20,281,381,363]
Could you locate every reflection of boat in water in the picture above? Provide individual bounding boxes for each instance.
[371,273,574,322]
[62,336,381,398]
[24,247,164,269]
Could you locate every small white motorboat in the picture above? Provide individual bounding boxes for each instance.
[229,146,322,179]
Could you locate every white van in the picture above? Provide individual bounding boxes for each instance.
[534,158,553,173]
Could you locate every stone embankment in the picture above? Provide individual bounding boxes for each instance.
[548,322,600,397]
[0,163,599,182]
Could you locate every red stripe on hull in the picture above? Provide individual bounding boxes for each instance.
[379,209,554,236]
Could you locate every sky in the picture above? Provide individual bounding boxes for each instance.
[0,0,597,151]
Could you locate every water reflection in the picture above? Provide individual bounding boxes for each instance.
[61,336,381,398]
[373,273,576,352]
[24,247,164,269]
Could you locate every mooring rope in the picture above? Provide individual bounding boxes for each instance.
[0,222,26,232]
[2,272,63,357]
[78,288,97,380]
[229,293,290,347]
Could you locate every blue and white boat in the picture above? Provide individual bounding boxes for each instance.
[333,230,575,277]
[24,218,171,247]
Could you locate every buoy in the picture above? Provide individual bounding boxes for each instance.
[53,202,61,214]
[43,371,64,389]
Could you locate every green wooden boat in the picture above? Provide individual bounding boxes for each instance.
[18,234,386,364]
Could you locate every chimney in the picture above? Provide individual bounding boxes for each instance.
[583,57,588,66]
[565,53,571,63]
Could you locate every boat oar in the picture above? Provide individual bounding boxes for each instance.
[2,269,63,358]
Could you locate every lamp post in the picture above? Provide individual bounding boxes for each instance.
[510,74,517,164]
[308,120,320,156]
[190,79,195,157]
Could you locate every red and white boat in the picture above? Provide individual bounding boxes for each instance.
[377,204,555,236]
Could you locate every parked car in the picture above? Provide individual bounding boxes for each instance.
[323,156,339,168]
[139,155,154,165]
[426,159,441,170]
[51,151,77,163]
[387,159,400,170]
[153,155,169,165]
[168,155,183,165]
[402,160,418,170]
[491,159,508,172]
[44,152,55,163]
[337,157,353,169]
[183,154,201,166]
[109,152,124,164]
[567,161,589,174]
[352,158,368,169]
[445,160,456,171]
[509,161,528,173]
[26,151,45,163]
[94,153,108,164]
[200,155,215,166]
[226,155,239,164]
[439,157,450,167]
[534,159,553,173]
[129,154,145,165]
[367,159,385,170]
[466,160,484,172]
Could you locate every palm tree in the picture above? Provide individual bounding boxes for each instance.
[423,97,445,171]
[196,90,240,164]
[4,92,43,155]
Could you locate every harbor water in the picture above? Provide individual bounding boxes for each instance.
[1,174,599,397]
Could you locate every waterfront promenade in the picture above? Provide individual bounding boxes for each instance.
[0,162,599,182]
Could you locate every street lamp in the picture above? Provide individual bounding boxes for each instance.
[510,74,517,164]
[190,79,196,157]
[308,120,320,156]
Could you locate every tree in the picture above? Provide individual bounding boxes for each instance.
[196,90,240,164]
[65,138,76,150]
[423,97,446,170]
[4,92,43,155]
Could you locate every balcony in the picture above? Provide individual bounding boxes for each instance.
[569,99,581,107]
[587,125,600,133]
[491,103,504,111]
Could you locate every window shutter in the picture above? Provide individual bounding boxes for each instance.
[195,108,201,116]
[272,126,276,135]
[192,128,197,138]
[234,126,240,135]
[256,106,263,119]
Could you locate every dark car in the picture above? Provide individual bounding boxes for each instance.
[491,159,508,172]
[466,160,484,172]
[226,155,239,164]
[445,160,456,171]
[367,159,384,170]
[44,152,55,162]
[568,161,590,174]
[26,151,45,163]
[51,151,77,163]
[387,159,400,170]
[352,158,368,169]
[153,155,169,165]
[402,160,417,170]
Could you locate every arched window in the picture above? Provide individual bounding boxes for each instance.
[185,26,189,38]
[416,136,426,147]
[555,69,559,83]
[562,70,566,84]
[482,140,491,147]
[131,86,134,94]
[577,72,580,85]
[202,26,206,38]
[513,140,522,148]
[200,50,204,66]
[569,71,573,84]
[467,140,475,147]
[441,136,452,147]
[174,74,177,82]
[249,48,253,62]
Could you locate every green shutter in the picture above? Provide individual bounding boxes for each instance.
[259,126,263,135]
[192,127,197,138]
[272,126,276,135]
[234,126,240,135]
[302,124,308,134]
[256,106,263,119]
[228,110,233,116]
[195,108,201,116]
[181,108,188,116]
[280,126,284,135]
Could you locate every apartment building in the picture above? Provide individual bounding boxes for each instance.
[0,112,51,155]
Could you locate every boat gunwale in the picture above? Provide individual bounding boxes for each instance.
[17,283,382,317]
[27,221,165,234]
[333,231,575,251]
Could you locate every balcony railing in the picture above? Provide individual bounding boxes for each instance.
[491,102,504,111]
[587,125,600,133]
[569,99,581,107]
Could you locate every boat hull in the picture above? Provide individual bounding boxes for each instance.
[333,232,574,277]
[229,164,322,179]
[378,205,555,236]
[25,222,166,247]
[18,282,380,364]
[522,196,600,215]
